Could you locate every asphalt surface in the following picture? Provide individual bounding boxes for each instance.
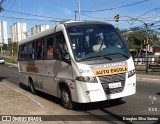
[0,63,160,124]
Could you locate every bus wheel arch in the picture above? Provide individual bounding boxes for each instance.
[28,77,37,95]
[59,82,73,110]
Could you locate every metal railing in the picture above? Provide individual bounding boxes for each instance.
[134,56,160,74]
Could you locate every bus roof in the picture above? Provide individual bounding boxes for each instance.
[19,21,112,45]
[19,26,58,45]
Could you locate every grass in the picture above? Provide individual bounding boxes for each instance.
[0,52,18,64]
[135,65,146,71]
[5,59,17,64]
[135,65,160,75]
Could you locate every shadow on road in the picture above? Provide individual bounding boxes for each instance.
[19,82,30,92]
[19,82,61,105]
[74,99,126,111]
[19,82,126,111]
[0,76,8,82]
[156,92,160,95]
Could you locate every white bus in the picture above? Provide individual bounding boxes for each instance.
[18,21,136,109]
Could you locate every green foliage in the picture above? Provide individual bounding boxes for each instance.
[2,44,7,51]
[128,28,144,49]
[119,27,160,49]
[0,4,4,12]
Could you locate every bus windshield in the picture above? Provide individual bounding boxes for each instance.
[67,24,131,61]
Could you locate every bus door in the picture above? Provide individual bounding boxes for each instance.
[53,32,73,91]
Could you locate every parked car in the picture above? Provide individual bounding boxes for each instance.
[0,57,5,64]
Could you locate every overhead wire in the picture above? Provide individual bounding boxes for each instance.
[0,0,5,4]
[3,9,64,20]
[80,0,150,13]
[0,0,17,20]
[3,0,12,8]
[0,15,61,22]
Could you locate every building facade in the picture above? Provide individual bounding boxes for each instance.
[10,22,27,42]
[0,21,8,44]
[31,24,49,35]
[0,21,8,53]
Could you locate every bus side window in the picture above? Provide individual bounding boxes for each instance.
[35,39,43,59]
[46,37,54,60]
[23,43,28,60]
[28,42,34,60]
[55,33,67,60]
[19,45,24,60]
[32,42,35,59]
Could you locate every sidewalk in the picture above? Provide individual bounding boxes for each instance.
[136,73,160,82]
[0,81,107,124]
[0,81,63,124]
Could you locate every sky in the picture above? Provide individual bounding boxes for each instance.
[0,0,160,37]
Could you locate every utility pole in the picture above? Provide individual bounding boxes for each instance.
[144,23,148,58]
[74,11,77,21]
[144,23,148,74]
[78,0,81,21]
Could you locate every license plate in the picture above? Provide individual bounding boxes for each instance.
[108,82,122,89]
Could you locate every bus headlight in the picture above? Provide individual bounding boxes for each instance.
[128,69,136,78]
[76,76,98,83]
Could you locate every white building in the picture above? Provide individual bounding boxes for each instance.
[31,24,49,35]
[0,21,8,44]
[10,22,27,42]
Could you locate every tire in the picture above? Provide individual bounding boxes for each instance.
[60,87,73,110]
[112,97,122,103]
[115,97,122,101]
[29,80,37,95]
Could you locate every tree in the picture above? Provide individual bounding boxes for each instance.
[128,27,144,49]
[2,43,7,51]
[148,30,160,46]
[8,42,18,60]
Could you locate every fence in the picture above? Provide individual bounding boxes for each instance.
[134,56,160,74]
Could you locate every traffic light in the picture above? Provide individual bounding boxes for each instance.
[144,38,150,44]
[114,14,119,22]
[147,38,150,44]
[144,39,147,44]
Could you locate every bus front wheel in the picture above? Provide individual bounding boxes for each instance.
[60,87,73,110]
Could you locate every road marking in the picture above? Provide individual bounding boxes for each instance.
[8,66,14,67]
[137,78,160,81]
[137,78,160,80]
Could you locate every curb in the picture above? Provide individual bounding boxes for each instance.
[6,63,18,67]
[137,77,160,82]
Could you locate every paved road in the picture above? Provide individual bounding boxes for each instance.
[0,64,160,124]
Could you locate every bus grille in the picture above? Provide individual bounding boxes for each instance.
[98,73,126,95]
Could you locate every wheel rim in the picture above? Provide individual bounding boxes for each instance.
[62,90,69,105]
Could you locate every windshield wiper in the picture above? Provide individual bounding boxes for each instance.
[80,55,112,61]
[102,55,112,60]
[107,53,129,59]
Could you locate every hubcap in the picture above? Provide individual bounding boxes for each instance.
[62,90,69,104]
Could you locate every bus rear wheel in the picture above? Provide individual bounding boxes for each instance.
[29,80,37,95]
[60,87,73,110]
